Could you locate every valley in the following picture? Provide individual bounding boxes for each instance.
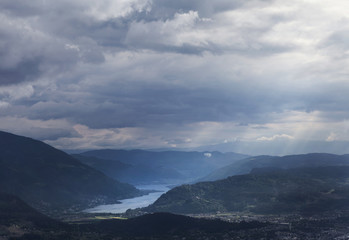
[84,184,170,214]
[2,130,349,239]
[3,0,349,238]
[75,150,248,185]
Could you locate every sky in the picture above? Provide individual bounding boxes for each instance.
[1,0,349,155]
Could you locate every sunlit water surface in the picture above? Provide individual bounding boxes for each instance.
[84,184,170,214]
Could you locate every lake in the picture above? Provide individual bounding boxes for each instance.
[84,184,170,214]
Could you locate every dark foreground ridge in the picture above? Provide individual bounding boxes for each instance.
[82,212,266,238]
[0,192,268,239]
[2,192,349,239]
[0,193,63,228]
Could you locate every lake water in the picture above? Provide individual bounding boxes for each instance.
[84,184,170,214]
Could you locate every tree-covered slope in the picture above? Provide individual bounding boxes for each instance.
[145,166,349,215]
[0,131,140,212]
[0,193,63,227]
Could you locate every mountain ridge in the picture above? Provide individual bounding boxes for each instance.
[0,130,140,213]
[80,149,249,183]
[144,165,349,215]
[199,153,349,182]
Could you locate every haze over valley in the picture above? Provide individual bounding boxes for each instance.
[2,0,349,239]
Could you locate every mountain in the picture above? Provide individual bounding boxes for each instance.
[0,193,62,227]
[199,153,349,182]
[73,154,184,185]
[82,212,263,238]
[188,140,349,156]
[0,192,268,240]
[144,166,349,215]
[0,131,140,212]
[2,192,349,239]
[79,149,249,183]
[0,194,270,240]
[0,193,70,239]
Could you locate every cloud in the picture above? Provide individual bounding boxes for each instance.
[0,101,9,109]
[0,0,153,86]
[147,0,266,19]
[257,134,295,141]
[326,132,337,142]
[1,0,349,154]
[124,2,295,55]
[125,11,209,54]
[0,117,80,140]
[0,10,79,85]
[0,59,41,85]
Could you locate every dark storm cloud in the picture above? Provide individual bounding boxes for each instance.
[0,9,80,85]
[0,0,44,17]
[0,59,41,85]
[0,0,286,86]
[11,77,302,129]
[1,0,349,152]
[0,0,110,85]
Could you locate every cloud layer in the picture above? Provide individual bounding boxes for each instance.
[1,0,349,155]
